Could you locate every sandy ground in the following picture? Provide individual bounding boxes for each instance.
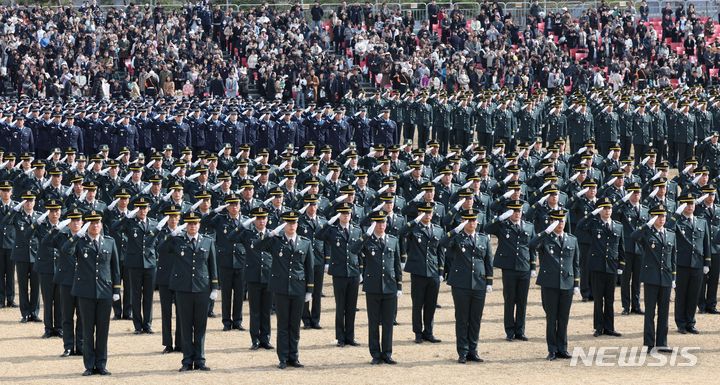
[1,265,719,385]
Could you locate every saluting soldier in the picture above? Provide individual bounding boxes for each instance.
[53,208,84,357]
[165,212,219,372]
[350,210,402,365]
[441,208,493,363]
[34,198,63,338]
[612,182,650,315]
[256,210,314,369]
[400,201,445,344]
[155,205,183,354]
[0,180,18,308]
[298,194,328,330]
[228,207,274,350]
[668,193,711,335]
[485,199,536,342]
[7,190,42,323]
[695,185,720,313]
[576,197,625,337]
[530,209,580,361]
[62,210,121,376]
[111,197,159,334]
[631,204,676,353]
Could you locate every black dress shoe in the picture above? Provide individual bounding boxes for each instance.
[687,327,700,334]
[302,324,311,329]
[677,328,688,334]
[82,369,94,376]
[260,342,274,350]
[604,330,622,337]
[162,346,174,354]
[195,364,211,371]
[250,343,260,350]
[383,357,397,365]
[345,340,360,346]
[370,358,383,365]
[277,362,287,369]
[311,325,323,330]
[30,315,42,322]
[457,356,467,364]
[593,330,603,337]
[174,346,182,352]
[178,365,192,372]
[631,309,644,315]
[423,335,442,343]
[698,308,706,314]
[393,321,399,326]
[505,335,514,341]
[134,330,143,335]
[144,328,154,334]
[122,316,132,320]
[55,330,63,337]
[436,304,442,308]
[42,331,53,339]
[287,361,304,368]
[7,302,17,308]
[336,341,345,347]
[556,351,572,359]
[414,335,423,344]
[96,368,111,375]
[112,315,122,320]
[237,324,246,331]
[467,354,484,362]
[208,312,216,318]
[546,353,557,361]
[61,349,72,357]
[621,309,630,315]
[706,308,720,314]
[657,347,674,353]
[19,316,27,323]
[515,335,529,341]
[74,350,83,356]
[222,325,232,331]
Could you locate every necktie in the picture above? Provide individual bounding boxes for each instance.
[190,238,196,248]
[93,239,99,251]
[344,227,349,239]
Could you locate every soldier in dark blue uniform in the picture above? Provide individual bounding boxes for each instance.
[400,201,445,344]
[576,197,625,337]
[6,191,42,323]
[165,212,219,372]
[0,180,18,308]
[668,193,711,334]
[350,210,402,365]
[298,194,328,330]
[155,205,183,354]
[8,115,35,155]
[441,208,493,363]
[351,107,373,155]
[256,210,314,369]
[631,204,676,352]
[530,209,580,360]
[228,207,273,350]
[53,208,84,357]
[55,115,85,154]
[34,198,63,338]
[695,185,720,313]
[62,210,121,376]
[169,112,193,158]
[372,109,397,148]
[484,199,536,341]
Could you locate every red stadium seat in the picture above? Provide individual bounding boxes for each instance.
[711,69,719,78]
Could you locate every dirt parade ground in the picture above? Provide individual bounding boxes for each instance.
[1,267,719,385]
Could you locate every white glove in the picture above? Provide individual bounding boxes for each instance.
[649,187,659,198]
[113,294,120,301]
[162,190,173,201]
[538,195,549,205]
[617,269,623,275]
[401,262,406,270]
[672,280,676,289]
[270,222,287,237]
[453,220,468,234]
[486,285,493,293]
[606,151,614,159]
[502,190,514,199]
[544,220,560,234]
[214,203,229,213]
[682,165,693,174]
[704,266,710,275]
[573,287,581,296]
[187,173,200,181]
[647,216,658,227]
[359,274,364,283]
[621,192,633,202]
[37,211,49,224]
[305,293,312,303]
[13,200,26,212]
[651,171,662,181]
[414,213,426,223]
[171,223,187,236]
[396,290,403,297]
[453,198,466,210]
[576,146,587,155]
[190,200,202,211]
[591,207,602,216]
[412,191,425,202]
[498,209,513,221]
[569,172,580,182]
[76,222,90,238]
[502,174,513,184]
[492,147,502,155]
[641,156,650,165]
[675,203,687,215]
[328,213,341,225]
[439,275,444,283]
[325,170,334,182]
[210,290,218,300]
[156,216,169,230]
[170,167,181,176]
[534,166,548,177]
[334,194,349,203]
[575,187,589,198]
[242,217,256,228]
[365,221,377,236]
[108,198,120,210]
[606,177,617,186]
[531,270,537,278]
[126,208,138,219]
[56,218,71,231]
[696,194,709,204]
[324,264,329,273]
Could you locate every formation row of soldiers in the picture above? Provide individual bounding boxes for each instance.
[4,84,720,173]
[1,131,719,372]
